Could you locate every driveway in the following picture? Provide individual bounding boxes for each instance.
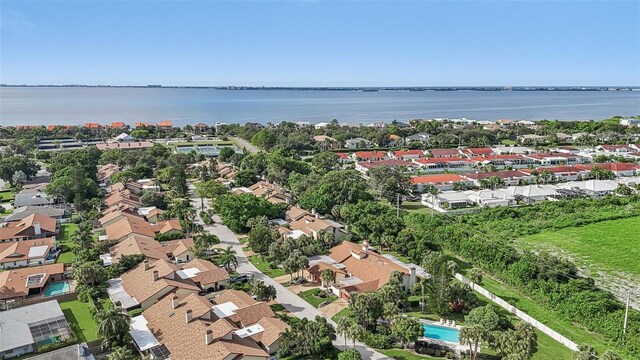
[188,184,390,359]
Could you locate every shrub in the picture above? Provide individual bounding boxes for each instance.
[362,332,393,350]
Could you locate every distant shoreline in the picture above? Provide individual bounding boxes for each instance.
[1,85,639,91]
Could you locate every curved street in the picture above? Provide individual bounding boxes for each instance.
[188,184,391,359]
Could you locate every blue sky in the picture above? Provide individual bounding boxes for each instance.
[1,1,639,86]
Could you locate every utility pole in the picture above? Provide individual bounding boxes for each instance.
[623,289,631,335]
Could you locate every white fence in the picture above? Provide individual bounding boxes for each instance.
[455,273,579,352]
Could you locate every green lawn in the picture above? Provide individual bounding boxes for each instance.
[0,191,15,201]
[400,202,437,216]
[501,139,517,145]
[56,223,78,264]
[332,307,352,322]
[247,255,286,278]
[518,216,640,276]
[379,349,439,360]
[59,300,100,342]
[461,270,623,358]
[298,288,337,308]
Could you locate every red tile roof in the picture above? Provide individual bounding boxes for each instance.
[353,151,388,160]
[430,148,461,157]
[410,174,468,184]
[393,150,424,157]
[111,122,126,128]
[135,122,149,127]
[84,122,101,129]
[157,121,173,127]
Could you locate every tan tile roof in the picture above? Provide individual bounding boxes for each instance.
[213,289,256,309]
[109,236,169,262]
[314,241,409,291]
[0,237,55,264]
[142,293,269,360]
[234,302,275,327]
[0,263,64,299]
[193,268,230,286]
[105,215,158,241]
[161,238,194,257]
[0,213,57,241]
[157,219,182,234]
[285,206,310,221]
[120,259,199,304]
[99,210,141,226]
[251,317,290,347]
[106,183,125,194]
[105,189,141,207]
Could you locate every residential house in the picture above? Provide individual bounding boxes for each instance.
[0,301,73,358]
[499,185,560,204]
[0,264,65,307]
[25,343,94,360]
[113,132,134,142]
[557,180,619,197]
[577,163,640,177]
[157,121,173,130]
[422,189,516,211]
[405,133,431,145]
[462,171,533,187]
[410,174,473,192]
[307,241,419,300]
[314,122,331,129]
[0,213,58,243]
[97,163,120,184]
[595,144,636,153]
[130,290,289,359]
[4,207,65,222]
[520,166,589,182]
[524,152,588,166]
[351,151,388,162]
[467,154,535,169]
[344,138,372,149]
[389,150,425,160]
[429,148,461,158]
[248,181,292,205]
[287,213,348,243]
[459,147,495,157]
[517,134,546,144]
[106,258,215,310]
[13,191,54,208]
[104,215,181,242]
[0,237,57,269]
[555,133,574,143]
[412,157,474,172]
[355,160,418,174]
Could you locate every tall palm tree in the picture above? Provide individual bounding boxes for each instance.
[97,306,130,348]
[320,269,335,292]
[459,324,487,360]
[336,316,353,348]
[218,246,238,272]
[108,346,134,360]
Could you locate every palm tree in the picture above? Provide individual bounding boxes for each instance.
[469,267,483,288]
[347,322,366,349]
[218,246,238,272]
[108,346,135,360]
[97,306,130,349]
[459,324,487,360]
[73,221,94,248]
[336,316,353,348]
[320,268,335,292]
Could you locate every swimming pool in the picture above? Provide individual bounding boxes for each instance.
[44,281,72,297]
[423,324,460,343]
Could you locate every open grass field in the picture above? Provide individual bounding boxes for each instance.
[379,349,439,360]
[59,300,99,342]
[518,216,640,276]
[0,191,14,201]
[56,223,78,264]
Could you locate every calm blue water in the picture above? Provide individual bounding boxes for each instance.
[45,281,72,296]
[423,324,460,343]
[1,87,639,126]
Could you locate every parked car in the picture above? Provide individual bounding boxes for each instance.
[230,274,254,283]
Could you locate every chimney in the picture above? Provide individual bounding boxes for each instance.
[186,309,193,323]
[311,208,316,215]
[152,270,159,281]
[171,296,179,309]
[362,240,369,253]
[205,329,213,345]
[315,212,319,219]
[33,222,41,235]
[143,260,149,271]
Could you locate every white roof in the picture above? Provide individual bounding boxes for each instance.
[100,253,113,266]
[27,245,49,257]
[176,268,201,279]
[130,315,161,351]
[137,206,157,216]
[339,276,364,287]
[212,301,238,319]
[500,185,559,198]
[106,278,139,309]
[235,324,264,338]
[285,230,307,240]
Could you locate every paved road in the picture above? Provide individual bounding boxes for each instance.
[188,184,390,359]
[231,136,260,154]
